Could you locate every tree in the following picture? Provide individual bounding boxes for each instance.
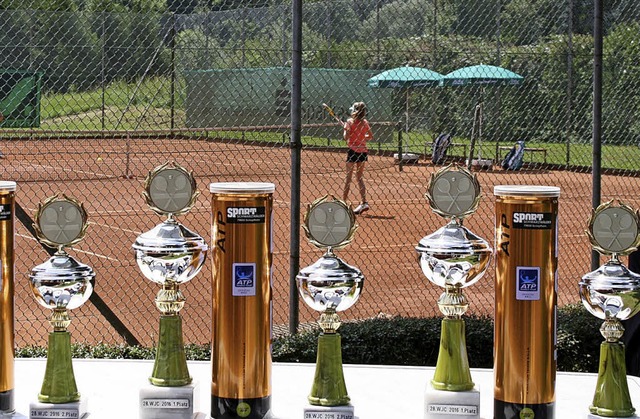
[359,0,433,41]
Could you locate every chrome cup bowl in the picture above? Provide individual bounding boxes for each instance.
[29,252,94,311]
[416,220,492,289]
[132,219,207,285]
[580,259,640,322]
[296,252,364,313]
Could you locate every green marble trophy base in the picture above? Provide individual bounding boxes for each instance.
[426,318,479,418]
[431,318,474,392]
[308,333,350,407]
[150,315,192,387]
[38,331,80,404]
[589,341,636,418]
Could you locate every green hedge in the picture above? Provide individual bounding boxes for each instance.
[273,305,603,373]
[15,305,604,373]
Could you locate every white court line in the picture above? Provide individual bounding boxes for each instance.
[27,163,113,178]
[17,233,119,261]
[87,221,142,235]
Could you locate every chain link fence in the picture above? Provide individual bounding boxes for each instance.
[1,0,639,347]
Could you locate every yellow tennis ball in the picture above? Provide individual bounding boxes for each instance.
[96,156,103,162]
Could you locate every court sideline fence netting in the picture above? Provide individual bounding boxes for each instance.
[0,0,639,347]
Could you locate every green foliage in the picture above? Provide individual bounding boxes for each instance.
[2,0,640,150]
[274,306,607,373]
[557,304,602,373]
[358,0,433,41]
[10,306,615,373]
[16,342,211,361]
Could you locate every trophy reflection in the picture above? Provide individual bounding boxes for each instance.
[416,165,492,418]
[132,162,207,419]
[29,195,94,419]
[580,201,640,418]
[296,196,364,419]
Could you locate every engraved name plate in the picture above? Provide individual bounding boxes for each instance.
[303,405,355,419]
[30,409,80,418]
[141,398,190,409]
[427,404,479,415]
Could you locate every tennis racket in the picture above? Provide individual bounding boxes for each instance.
[322,103,345,127]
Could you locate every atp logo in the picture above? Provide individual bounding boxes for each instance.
[516,267,540,301]
[518,268,539,292]
[233,263,256,296]
[235,265,254,287]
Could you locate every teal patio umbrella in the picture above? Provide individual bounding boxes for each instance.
[368,66,444,132]
[440,64,524,169]
[440,64,523,87]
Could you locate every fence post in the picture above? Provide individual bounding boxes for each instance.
[289,0,303,335]
[591,0,603,270]
[566,0,574,166]
[101,12,105,132]
[170,12,176,133]
[397,121,403,172]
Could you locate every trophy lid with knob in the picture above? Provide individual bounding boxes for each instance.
[580,201,640,326]
[29,195,94,329]
[297,196,364,319]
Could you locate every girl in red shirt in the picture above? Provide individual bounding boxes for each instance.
[342,102,374,214]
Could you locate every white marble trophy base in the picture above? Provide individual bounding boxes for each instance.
[424,385,480,419]
[139,381,201,419]
[303,404,356,419]
[29,398,88,419]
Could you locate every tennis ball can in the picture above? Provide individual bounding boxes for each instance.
[0,181,16,415]
[494,185,560,419]
[210,182,274,419]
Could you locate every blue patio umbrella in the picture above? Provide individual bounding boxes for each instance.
[440,64,524,169]
[368,66,444,132]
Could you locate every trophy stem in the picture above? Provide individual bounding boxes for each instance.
[431,318,474,391]
[50,308,71,332]
[150,314,192,387]
[590,340,636,417]
[308,333,350,407]
[38,331,80,403]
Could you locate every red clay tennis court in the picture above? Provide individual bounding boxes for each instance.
[2,135,637,347]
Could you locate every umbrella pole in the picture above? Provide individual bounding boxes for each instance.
[467,103,481,170]
[405,89,409,133]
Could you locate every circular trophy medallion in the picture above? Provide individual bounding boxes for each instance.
[303,196,357,249]
[427,165,481,219]
[34,195,88,248]
[144,162,197,216]
[588,201,640,255]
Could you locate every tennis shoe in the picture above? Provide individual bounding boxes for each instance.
[353,202,370,215]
